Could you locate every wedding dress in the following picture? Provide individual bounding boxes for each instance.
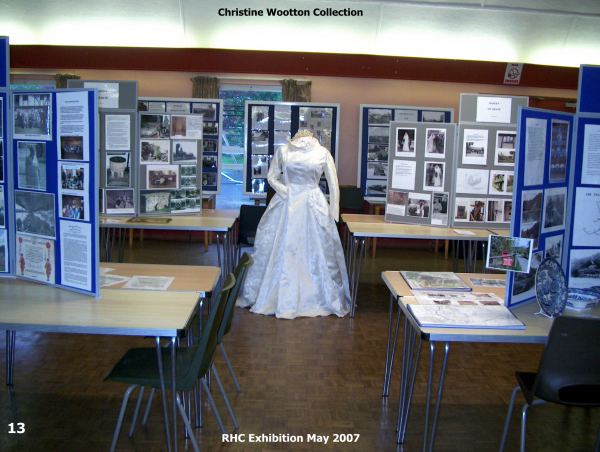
[237,136,351,319]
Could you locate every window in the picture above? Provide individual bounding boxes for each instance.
[10,72,56,90]
[217,82,281,208]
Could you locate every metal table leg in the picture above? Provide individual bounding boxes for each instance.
[382,294,402,397]
[396,316,422,443]
[171,337,178,452]
[5,330,15,386]
[155,337,172,452]
[349,237,365,318]
[422,341,450,452]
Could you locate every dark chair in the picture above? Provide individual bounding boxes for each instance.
[237,204,267,258]
[339,185,364,213]
[105,274,236,452]
[499,316,600,452]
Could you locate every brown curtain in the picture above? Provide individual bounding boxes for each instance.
[281,79,312,102]
[191,76,219,98]
[54,73,80,88]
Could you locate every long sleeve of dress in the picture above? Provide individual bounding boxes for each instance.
[267,147,288,199]
[323,151,340,222]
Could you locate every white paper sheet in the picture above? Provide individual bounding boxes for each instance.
[105,114,131,151]
[582,124,600,184]
[524,118,546,186]
[476,96,512,123]
[391,160,416,190]
[122,275,174,291]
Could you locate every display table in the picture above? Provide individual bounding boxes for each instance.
[2,263,220,451]
[380,270,600,450]
[341,214,493,317]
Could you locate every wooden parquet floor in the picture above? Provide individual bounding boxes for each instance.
[1,239,598,451]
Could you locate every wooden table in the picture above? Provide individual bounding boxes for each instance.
[380,271,600,450]
[341,214,494,317]
[100,210,238,276]
[2,263,220,452]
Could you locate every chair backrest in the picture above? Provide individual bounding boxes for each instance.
[238,204,267,245]
[339,185,364,212]
[181,273,235,388]
[534,316,600,405]
[218,253,253,342]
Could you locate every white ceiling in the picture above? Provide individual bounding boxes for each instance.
[1,0,599,67]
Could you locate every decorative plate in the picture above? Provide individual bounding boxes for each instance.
[535,258,568,318]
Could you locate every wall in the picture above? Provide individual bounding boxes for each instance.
[13,67,577,185]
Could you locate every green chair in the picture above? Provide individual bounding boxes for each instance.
[105,273,235,452]
[217,252,253,393]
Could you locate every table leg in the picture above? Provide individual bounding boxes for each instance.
[423,342,450,452]
[215,233,223,284]
[156,337,172,452]
[350,237,365,318]
[382,294,401,397]
[396,317,422,443]
[171,337,178,452]
[5,330,15,386]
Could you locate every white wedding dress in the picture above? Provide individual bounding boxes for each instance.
[237,136,351,319]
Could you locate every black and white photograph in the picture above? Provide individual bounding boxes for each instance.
[105,188,135,214]
[454,197,486,222]
[171,114,202,139]
[545,234,563,262]
[0,229,6,272]
[180,175,196,188]
[424,128,446,157]
[423,161,445,191]
[549,119,569,183]
[512,251,543,301]
[60,194,86,221]
[367,109,392,125]
[140,114,170,138]
[0,186,4,227]
[203,122,218,136]
[520,189,542,248]
[274,130,290,148]
[17,141,46,191]
[503,200,513,223]
[432,192,449,226]
[368,126,389,145]
[203,155,218,171]
[202,172,217,187]
[138,101,166,113]
[252,155,270,178]
[386,190,408,216]
[495,130,516,166]
[421,111,446,122]
[15,190,56,238]
[542,186,567,233]
[487,200,503,222]
[181,165,196,177]
[192,103,217,121]
[172,140,198,163]
[407,192,431,218]
[147,165,179,189]
[455,168,489,195]
[106,152,130,187]
[251,106,269,130]
[489,170,512,194]
[367,143,388,162]
[462,129,488,165]
[140,190,171,214]
[140,139,170,164]
[366,180,387,196]
[60,163,86,191]
[251,129,269,154]
[299,107,333,132]
[60,135,84,160]
[203,138,218,154]
[13,93,52,140]
[396,127,416,157]
[569,249,600,289]
[251,178,267,194]
[367,161,388,179]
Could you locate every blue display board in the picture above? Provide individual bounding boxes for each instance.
[0,36,8,89]
[244,101,339,196]
[10,89,99,296]
[0,91,9,274]
[577,65,600,114]
[507,107,574,307]
[358,104,453,200]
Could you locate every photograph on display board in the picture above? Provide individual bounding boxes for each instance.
[13,93,52,140]
[138,101,166,113]
[147,165,179,189]
[489,170,513,195]
[140,114,170,138]
[203,156,218,172]
[105,188,135,214]
[487,199,504,222]
[486,235,533,273]
[542,186,567,233]
[454,197,486,222]
[423,161,445,191]
[395,109,418,122]
[0,186,4,227]
[367,143,388,162]
[274,105,291,130]
[203,122,218,136]
[366,180,387,196]
[251,129,269,154]
[368,109,392,125]
[251,155,270,178]
[512,251,543,301]
[202,172,217,187]
[395,128,416,157]
[387,190,408,216]
[455,168,489,195]
[544,234,563,262]
[180,175,196,188]
[60,135,84,160]
[368,126,389,145]
[106,152,130,187]
[172,140,198,164]
[494,131,516,166]
[549,119,569,183]
[573,187,600,246]
[171,115,203,140]
[166,102,190,114]
[60,163,86,191]
[15,191,56,238]
[367,161,388,179]
[424,128,446,158]
[462,129,488,165]
[16,233,55,283]
[170,189,200,212]
[299,107,333,132]
[203,138,218,154]
[181,165,196,177]
[569,249,600,289]
[421,111,445,122]
[520,189,543,249]
[407,192,431,218]
[60,194,86,221]
[274,130,290,148]
[432,192,449,226]
[192,103,217,121]
[17,141,46,191]
[251,106,270,130]
[140,139,170,164]
[0,229,6,272]
[504,200,513,223]
[140,190,171,214]
[251,178,267,194]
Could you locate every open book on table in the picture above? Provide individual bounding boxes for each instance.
[407,304,525,330]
